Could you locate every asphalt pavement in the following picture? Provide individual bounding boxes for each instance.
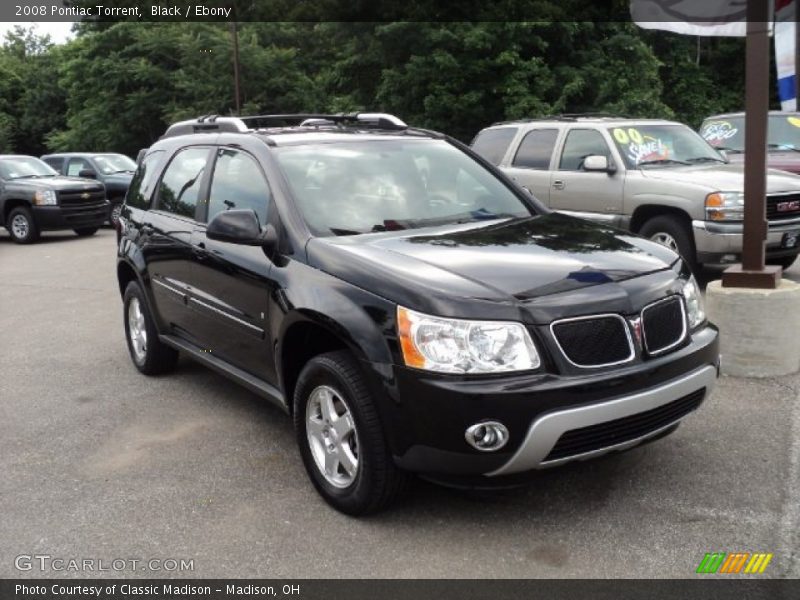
[1,228,798,579]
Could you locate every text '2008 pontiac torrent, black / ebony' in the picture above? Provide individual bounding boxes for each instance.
[117,113,719,515]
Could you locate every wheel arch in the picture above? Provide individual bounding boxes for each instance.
[630,204,693,233]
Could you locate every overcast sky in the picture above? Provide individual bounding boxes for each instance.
[0,21,75,44]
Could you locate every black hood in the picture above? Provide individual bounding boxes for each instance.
[308,213,682,322]
[5,176,104,193]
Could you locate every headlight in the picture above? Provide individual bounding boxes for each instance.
[397,306,540,374]
[33,190,57,206]
[682,275,706,329]
[705,191,744,221]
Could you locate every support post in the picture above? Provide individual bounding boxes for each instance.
[231,19,241,115]
[721,1,780,289]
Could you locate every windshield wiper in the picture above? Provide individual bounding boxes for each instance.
[637,158,691,167]
[715,145,743,154]
[329,227,362,236]
[686,156,726,163]
[768,143,800,153]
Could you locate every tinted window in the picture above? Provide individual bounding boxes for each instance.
[471,128,518,165]
[156,147,209,219]
[126,150,164,210]
[274,139,532,237]
[66,157,92,177]
[42,156,64,172]
[207,149,270,225]
[512,129,558,169]
[559,129,612,171]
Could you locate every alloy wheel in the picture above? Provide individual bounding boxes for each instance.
[11,214,29,240]
[127,297,148,362]
[306,385,360,488]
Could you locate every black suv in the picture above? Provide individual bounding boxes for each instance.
[42,152,137,227]
[117,114,719,514]
[1,155,108,243]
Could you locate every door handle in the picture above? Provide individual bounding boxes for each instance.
[552,180,565,190]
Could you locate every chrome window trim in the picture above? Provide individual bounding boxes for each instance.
[549,313,635,369]
[640,295,688,356]
[189,296,263,335]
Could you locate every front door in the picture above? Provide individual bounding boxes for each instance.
[549,128,624,222]
[187,146,276,381]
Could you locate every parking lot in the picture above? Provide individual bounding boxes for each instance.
[1,228,798,579]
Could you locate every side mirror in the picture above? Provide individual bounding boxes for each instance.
[78,169,97,179]
[207,209,276,249]
[583,155,616,174]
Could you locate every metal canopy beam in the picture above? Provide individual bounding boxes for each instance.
[721,0,781,289]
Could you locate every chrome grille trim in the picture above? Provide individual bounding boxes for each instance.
[549,313,635,369]
[640,295,688,356]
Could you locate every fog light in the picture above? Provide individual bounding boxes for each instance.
[465,421,509,452]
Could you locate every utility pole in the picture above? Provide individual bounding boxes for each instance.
[230,18,241,115]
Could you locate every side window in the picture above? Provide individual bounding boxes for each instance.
[126,150,164,210]
[156,147,209,219]
[66,157,91,176]
[511,129,559,169]
[43,157,64,172]
[207,148,270,225]
[471,127,518,165]
[559,129,612,171]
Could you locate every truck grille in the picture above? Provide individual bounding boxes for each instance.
[543,388,706,462]
[767,193,800,220]
[58,188,105,206]
[551,315,634,368]
[641,296,687,355]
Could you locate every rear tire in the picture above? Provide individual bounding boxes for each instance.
[123,281,179,375]
[639,215,697,271]
[293,350,408,515]
[7,206,39,244]
[74,227,98,237]
[767,255,797,270]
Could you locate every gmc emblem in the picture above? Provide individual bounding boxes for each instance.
[776,200,800,212]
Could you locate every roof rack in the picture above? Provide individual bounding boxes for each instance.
[491,112,625,126]
[160,112,408,139]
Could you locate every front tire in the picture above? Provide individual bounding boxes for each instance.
[7,206,39,244]
[123,281,178,375]
[293,350,408,515]
[74,227,98,237]
[639,215,697,271]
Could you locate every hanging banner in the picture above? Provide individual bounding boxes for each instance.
[630,0,753,37]
[775,0,797,111]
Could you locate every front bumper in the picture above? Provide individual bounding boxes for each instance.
[387,325,719,479]
[33,201,109,231]
[693,218,800,264]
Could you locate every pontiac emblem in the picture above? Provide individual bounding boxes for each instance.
[776,200,800,212]
[629,317,643,349]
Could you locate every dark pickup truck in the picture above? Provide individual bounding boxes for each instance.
[41,152,136,227]
[0,155,108,244]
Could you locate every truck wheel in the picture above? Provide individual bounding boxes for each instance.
[7,206,40,244]
[109,203,123,227]
[74,227,98,237]
[123,281,179,375]
[767,255,798,270]
[639,215,697,270]
[293,350,408,515]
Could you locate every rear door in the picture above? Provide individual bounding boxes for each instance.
[142,145,213,341]
[186,145,276,380]
[549,128,624,222]
[501,128,560,206]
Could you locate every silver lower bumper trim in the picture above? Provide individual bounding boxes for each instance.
[486,365,718,476]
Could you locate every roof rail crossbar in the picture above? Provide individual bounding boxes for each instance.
[160,116,250,139]
[239,112,408,130]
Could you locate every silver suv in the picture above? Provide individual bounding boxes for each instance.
[471,116,800,269]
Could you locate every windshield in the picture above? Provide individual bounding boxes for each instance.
[607,124,724,168]
[0,156,58,180]
[700,115,800,152]
[93,154,137,174]
[273,139,533,237]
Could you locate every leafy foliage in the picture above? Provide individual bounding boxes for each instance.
[0,20,762,156]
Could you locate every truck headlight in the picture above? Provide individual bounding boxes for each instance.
[705,192,744,221]
[682,275,706,329]
[33,190,57,206]
[397,306,540,374]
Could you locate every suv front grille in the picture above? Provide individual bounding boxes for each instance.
[641,296,687,355]
[543,388,706,462]
[58,188,105,206]
[767,193,800,220]
[551,315,634,368]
